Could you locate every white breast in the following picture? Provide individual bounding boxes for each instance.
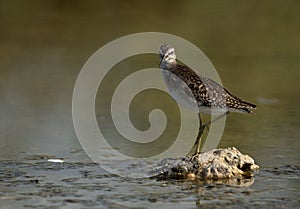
[162,70,199,112]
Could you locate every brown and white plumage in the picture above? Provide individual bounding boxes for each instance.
[159,44,256,114]
[159,44,256,155]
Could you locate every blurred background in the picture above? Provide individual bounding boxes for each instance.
[0,0,299,167]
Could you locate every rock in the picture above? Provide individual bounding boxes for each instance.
[152,147,259,181]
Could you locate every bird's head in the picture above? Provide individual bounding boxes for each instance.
[159,44,177,68]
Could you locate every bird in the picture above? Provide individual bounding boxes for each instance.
[159,44,256,156]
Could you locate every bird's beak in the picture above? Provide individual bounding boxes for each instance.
[159,54,165,67]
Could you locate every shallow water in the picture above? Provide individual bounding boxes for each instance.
[0,156,299,209]
[1,1,300,208]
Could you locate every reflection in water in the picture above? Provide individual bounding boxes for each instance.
[0,157,299,208]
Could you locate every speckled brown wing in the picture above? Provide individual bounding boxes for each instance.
[164,64,256,113]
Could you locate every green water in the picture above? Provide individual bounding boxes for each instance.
[0,1,299,208]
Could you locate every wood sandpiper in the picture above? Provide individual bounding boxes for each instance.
[159,44,256,156]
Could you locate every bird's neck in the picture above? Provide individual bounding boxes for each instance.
[160,60,177,70]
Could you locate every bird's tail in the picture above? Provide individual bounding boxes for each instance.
[236,99,256,114]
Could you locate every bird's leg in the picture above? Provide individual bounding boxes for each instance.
[203,111,229,131]
[193,113,206,156]
[190,111,229,159]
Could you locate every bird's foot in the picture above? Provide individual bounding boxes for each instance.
[189,152,201,162]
